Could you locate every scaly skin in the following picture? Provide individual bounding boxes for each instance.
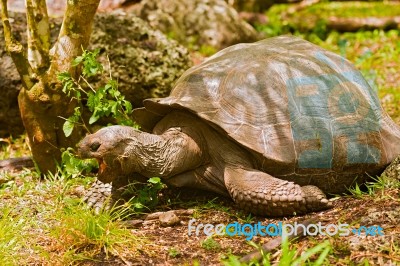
[77,111,332,216]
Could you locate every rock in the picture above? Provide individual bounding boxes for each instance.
[71,185,86,197]
[90,12,191,107]
[239,11,269,26]
[0,157,34,171]
[145,209,194,220]
[0,12,191,137]
[134,0,260,50]
[381,154,400,180]
[124,219,144,228]
[145,211,165,220]
[159,211,181,227]
[7,0,137,17]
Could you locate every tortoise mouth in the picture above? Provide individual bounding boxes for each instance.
[96,158,107,175]
[95,158,114,183]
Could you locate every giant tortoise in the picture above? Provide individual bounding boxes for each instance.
[77,35,400,216]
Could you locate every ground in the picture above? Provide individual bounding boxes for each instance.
[0,137,400,265]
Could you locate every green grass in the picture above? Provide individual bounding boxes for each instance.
[0,208,27,265]
[168,247,181,258]
[201,237,222,252]
[348,174,400,199]
[0,134,30,160]
[263,2,400,36]
[0,162,147,265]
[302,1,400,19]
[222,235,331,266]
[49,202,145,264]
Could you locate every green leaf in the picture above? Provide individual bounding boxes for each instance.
[133,202,144,209]
[89,114,100,124]
[292,240,330,265]
[57,72,72,81]
[87,92,97,111]
[148,177,161,184]
[124,101,132,114]
[72,56,84,66]
[111,101,118,115]
[63,120,75,137]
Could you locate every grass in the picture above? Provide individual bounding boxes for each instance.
[0,208,27,265]
[259,2,400,37]
[0,134,30,160]
[348,174,400,199]
[222,235,331,266]
[0,152,147,265]
[300,1,400,19]
[49,202,145,264]
[168,247,181,258]
[201,237,222,252]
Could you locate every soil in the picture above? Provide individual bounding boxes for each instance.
[81,186,400,265]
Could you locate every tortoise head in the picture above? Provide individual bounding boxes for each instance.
[77,125,143,183]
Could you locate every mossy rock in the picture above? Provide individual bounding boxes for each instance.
[0,12,191,137]
[135,0,260,51]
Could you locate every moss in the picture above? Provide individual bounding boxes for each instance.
[89,13,192,107]
[0,12,191,136]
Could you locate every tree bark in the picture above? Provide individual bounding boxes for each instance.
[1,0,101,173]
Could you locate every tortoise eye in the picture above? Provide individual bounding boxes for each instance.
[90,142,101,152]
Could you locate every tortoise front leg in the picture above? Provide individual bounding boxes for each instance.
[224,167,332,216]
[84,174,147,213]
[83,179,112,213]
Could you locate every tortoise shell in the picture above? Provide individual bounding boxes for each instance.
[134,35,400,192]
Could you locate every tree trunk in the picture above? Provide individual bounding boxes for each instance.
[1,0,101,173]
[327,16,400,32]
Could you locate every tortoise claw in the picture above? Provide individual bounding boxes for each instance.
[301,185,332,212]
[83,179,113,213]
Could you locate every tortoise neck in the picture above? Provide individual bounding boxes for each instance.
[132,129,203,178]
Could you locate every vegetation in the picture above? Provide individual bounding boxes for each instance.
[223,237,331,266]
[0,0,101,173]
[58,49,136,137]
[0,1,400,265]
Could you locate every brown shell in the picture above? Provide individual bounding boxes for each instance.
[135,36,400,191]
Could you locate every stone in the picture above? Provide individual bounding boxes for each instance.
[159,211,181,227]
[134,0,260,50]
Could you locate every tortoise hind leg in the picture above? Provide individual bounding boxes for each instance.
[224,167,332,216]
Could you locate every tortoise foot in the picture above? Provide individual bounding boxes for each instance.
[83,179,113,214]
[224,167,332,216]
[301,185,332,212]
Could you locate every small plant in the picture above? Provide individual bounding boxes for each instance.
[222,231,331,266]
[348,183,368,199]
[201,237,221,251]
[199,45,217,56]
[125,177,166,212]
[51,201,145,264]
[58,49,136,137]
[60,148,98,178]
[348,174,398,199]
[376,174,400,190]
[239,213,254,224]
[168,247,181,258]
[0,208,26,265]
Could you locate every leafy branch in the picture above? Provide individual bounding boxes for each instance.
[58,49,136,137]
